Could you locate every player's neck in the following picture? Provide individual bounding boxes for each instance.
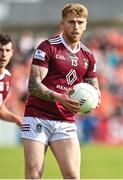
[62,34,79,50]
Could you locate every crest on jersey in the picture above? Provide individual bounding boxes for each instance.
[83,59,89,69]
[33,49,46,61]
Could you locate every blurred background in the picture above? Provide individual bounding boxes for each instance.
[0,0,123,179]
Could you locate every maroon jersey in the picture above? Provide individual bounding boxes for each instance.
[25,35,97,122]
[0,69,11,106]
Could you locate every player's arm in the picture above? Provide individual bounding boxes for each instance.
[84,77,101,104]
[0,103,22,126]
[28,64,80,113]
[84,77,99,90]
[28,64,55,101]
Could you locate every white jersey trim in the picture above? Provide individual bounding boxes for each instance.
[80,42,93,54]
[0,69,11,80]
[48,35,92,55]
[48,36,62,44]
[49,35,81,54]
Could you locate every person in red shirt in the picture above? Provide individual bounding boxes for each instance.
[22,3,101,179]
[0,33,22,127]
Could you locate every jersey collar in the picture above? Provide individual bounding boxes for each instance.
[60,34,80,54]
[0,69,10,80]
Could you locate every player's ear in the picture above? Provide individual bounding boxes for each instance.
[60,20,64,28]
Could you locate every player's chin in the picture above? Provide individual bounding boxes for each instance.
[70,35,80,42]
[72,37,80,43]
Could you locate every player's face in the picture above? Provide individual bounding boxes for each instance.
[61,13,87,44]
[0,42,13,69]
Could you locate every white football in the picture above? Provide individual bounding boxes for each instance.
[69,83,99,114]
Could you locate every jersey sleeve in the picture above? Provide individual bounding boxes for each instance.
[32,40,52,68]
[84,52,97,79]
[0,70,11,106]
[0,93,3,106]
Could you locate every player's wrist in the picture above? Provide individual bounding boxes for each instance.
[52,91,61,102]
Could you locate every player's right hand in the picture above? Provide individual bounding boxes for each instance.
[54,91,80,114]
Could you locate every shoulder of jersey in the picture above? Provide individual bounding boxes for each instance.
[80,42,93,55]
[48,35,62,45]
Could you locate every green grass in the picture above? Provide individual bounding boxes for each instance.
[0,144,123,179]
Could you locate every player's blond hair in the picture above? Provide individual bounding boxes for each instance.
[62,3,88,19]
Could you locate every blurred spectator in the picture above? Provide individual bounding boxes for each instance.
[34,32,48,48]
[18,31,35,61]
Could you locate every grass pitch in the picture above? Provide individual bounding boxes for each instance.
[0,144,123,179]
